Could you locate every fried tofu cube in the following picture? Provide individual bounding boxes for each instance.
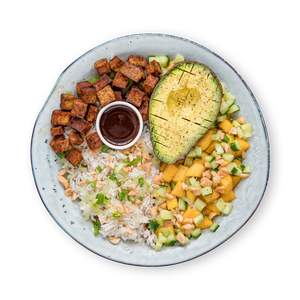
[69,130,83,145]
[119,62,144,82]
[70,117,92,134]
[86,132,102,150]
[94,58,110,75]
[86,105,98,123]
[109,56,124,72]
[51,110,70,126]
[114,91,123,101]
[145,60,161,76]
[50,136,71,153]
[112,72,128,89]
[127,87,145,107]
[80,93,98,104]
[138,96,149,121]
[51,126,64,137]
[66,148,83,166]
[93,74,111,91]
[60,93,75,110]
[76,81,93,96]
[143,74,159,94]
[127,55,147,68]
[71,99,88,118]
[96,85,116,106]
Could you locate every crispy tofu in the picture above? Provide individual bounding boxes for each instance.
[86,132,102,150]
[128,55,147,68]
[93,74,111,91]
[109,56,124,72]
[112,72,128,89]
[69,130,83,145]
[119,62,144,82]
[76,81,93,96]
[145,60,161,76]
[80,93,98,104]
[60,93,75,110]
[96,85,116,106]
[138,96,149,121]
[114,91,122,101]
[66,148,83,166]
[127,87,145,107]
[51,126,64,137]
[51,110,70,126]
[94,58,110,75]
[70,117,92,134]
[86,105,98,123]
[50,136,71,153]
[143,74,159,94]
[71,99,88,118]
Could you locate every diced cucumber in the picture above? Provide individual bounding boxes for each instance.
[165,233,177,246]
[215,143,224,154]
[178,198,187,211]
[160,209,173,220]
[241,123,253,138]
[187,146,202,158]
[227,163,241,175]
[222,153,234,162]
[193,213,204,225]
[201,186,213,196]
[173,54,185,63]
[216,198,233,215]
[194,199,206,211]
[222,135,230,143]
[227,104,240,114]
[230,140,241,151]
[156,186,167,197]
[158,233,168,244]
[210,223,220,232]
[220,94,235,115]
[191,228,202,238]
[188,177,200,187]
[240,164,251,173]
[210,160,218,170]
[205,155,214,162]
[160,227,173,237]
[148,55,170,68]
[156,216,164,226]
[154,240,163,251]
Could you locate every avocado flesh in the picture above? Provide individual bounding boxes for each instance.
[149,62,222,163]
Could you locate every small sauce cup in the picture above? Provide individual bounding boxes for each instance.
[96,101,143,150]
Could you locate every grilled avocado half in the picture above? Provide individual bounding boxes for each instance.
[149,62,222,163]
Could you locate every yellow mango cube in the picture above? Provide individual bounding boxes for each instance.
[183,208,200,219]
[171,181,185,197]
[202,190,220,203]
[206,142,216,154]
[207,203,221,213]
[166,198,178,210]
[232,176,241,188]
[186,190,196,201]
[186,161,205,177]
[197,129,215,150]
[198,216,213,229]
[220,175,233,194]
[222,190,236,202]
[162,164,178,182]
[219,119,233,133]
[173,165,188,182]
[237,138,250,152]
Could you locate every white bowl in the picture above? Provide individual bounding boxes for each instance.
[31,33,270,266]
[95,101,143,150]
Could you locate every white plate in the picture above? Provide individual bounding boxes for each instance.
[31,33,270,266]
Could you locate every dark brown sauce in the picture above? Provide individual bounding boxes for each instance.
[100,105,140,146]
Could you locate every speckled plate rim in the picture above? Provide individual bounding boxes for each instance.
[30,33,270,267]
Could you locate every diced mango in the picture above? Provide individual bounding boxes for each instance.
[162,164,178,182]
[186,160,205,177]
[206,142,216,154]
[220,175,233,194]
[207,203,221,213]
[232,176,241,188]
[197,129,215,151]
[183,208,200,219]
[166,198,178,210]
[173,165,188,182]
[160,163,167,172]
[219,119,233,133]
[198,216,213,229]
[222,190,236,202]
[237,138,250,152]
[186,190,196,201]
[202,190,220,203]
[171,181,185,197]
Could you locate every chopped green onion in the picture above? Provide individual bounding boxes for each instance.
[89,181,96,189]
[112,211,122,219]
[92,219,101,236]
[138,177,145,187]
[125,156,142,167]
[101,144,111,153]
[88,74,100,84]
[119,190,128,201]
[95,166,102,173]
[57,152,66,159]
[148,219,159,231]
[223,135,230,143]
[95,193,109,205]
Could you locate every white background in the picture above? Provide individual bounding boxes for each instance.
[0,0,298,299]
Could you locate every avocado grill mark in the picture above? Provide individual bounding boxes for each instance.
[150,113,168,121]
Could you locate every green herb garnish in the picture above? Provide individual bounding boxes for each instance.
[88,74,100,84]
[125,156,142,167]
[223,135,230,143]
[101,144,111,153]
[138,177,144,187]
[57,152,66,159]
[95,166,102,173]
[92,219,101,236]
[148,219,159,231]
[96,193,109,205]
[112,211,122,219]
[89,181,96,189]
[119,190,128,201]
